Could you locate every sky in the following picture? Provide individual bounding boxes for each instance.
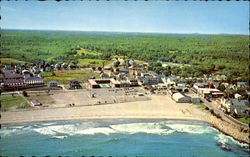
[1,1,249,34]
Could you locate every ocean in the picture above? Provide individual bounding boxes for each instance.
[0,119,249,157]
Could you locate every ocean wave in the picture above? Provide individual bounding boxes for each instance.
[75,127,116,135]
[215,133,249,148]
[165,123,214,134]
[33,124,76,136]
[110,122,175,135]
[0,126,32,137]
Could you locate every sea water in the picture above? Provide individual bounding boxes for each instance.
[0,119,249,157]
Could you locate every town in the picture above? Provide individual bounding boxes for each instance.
[1,57,249,126]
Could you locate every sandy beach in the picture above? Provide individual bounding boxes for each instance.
[1,94,249,144]
[0,95,204,124]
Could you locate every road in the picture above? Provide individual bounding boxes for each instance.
[201,98,248,129]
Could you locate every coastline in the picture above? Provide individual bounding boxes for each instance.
[1,95,249,144]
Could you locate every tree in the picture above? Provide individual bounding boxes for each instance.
[22,91,28,97]
[217,83,226,92]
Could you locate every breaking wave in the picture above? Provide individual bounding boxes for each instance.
[1,120,248,149]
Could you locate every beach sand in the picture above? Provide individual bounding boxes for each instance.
[0,95,205,124]
[1,95,249,144]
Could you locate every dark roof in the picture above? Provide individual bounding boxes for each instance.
[3,71,23,79]
[24,77,43,82]
[4,79,24,84]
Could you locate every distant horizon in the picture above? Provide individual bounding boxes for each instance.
[1,1,249,35]
[1,28,248,36]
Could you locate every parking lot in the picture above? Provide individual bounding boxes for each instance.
[47,87,151,108]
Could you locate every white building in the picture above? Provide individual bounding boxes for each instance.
[220,98,249,117]
[172,92,191,103]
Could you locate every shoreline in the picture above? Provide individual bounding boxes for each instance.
[1,116,249,145]
[1,95,249,144]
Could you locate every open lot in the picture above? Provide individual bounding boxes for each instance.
[42,69,99,84]
[77,59,112,67]
[39,87,150,108]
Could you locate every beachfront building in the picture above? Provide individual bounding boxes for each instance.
[2,71,25,89]
[1,70,45,90]
[88,78,121,88]
[70,80,81,89]
[24,77,44,87]
[220,98,249,117]
[193,82,224,98]
[184,92,201,103]
[172,92,191,103]
[48,81,58,87]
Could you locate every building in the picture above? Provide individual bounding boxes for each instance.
[70,80,81,89]
[172,92,191,103]
[24,77,44,87]
[220,98,249,117]
[193,82,224,98]
[48,81,58,87]
[1,71,45,90]
[88,78,121,88]
[184,92,201,103]
[139,77,159,85]
[2,71,25,89]
[127,78,139,87]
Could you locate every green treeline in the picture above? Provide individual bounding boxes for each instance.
[0,30,248,82]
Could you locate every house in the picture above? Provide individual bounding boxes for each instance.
[163,77,176,87]
[174,86,189,92]
[22,70,31,79]
[70,80,81,89]
[129,59,137,67]
[48,81,58,87]
[172,92,191,103]
[220,98,249,117]
[119,80,130,87]
[54,63,61,70]
[193,82,208,91]
[139,77,159,85]
[127,78,139,87]
[119,68,129,75]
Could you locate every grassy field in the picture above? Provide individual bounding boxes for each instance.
[238,117,250,124]
[78,59,112,67]
[0,57,26,66]
[0,96,30,111]
[42,69,100,84]
[76,48,101,56]
[27,94,55,107]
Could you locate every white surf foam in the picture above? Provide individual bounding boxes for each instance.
[33,124,77,136]
[75,127,116,135]
[215,133,249,148]
[0,126,32,137]
[110,122,174,135]
[165,123,214,134]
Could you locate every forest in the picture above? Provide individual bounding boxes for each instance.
[0,29,248,82]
